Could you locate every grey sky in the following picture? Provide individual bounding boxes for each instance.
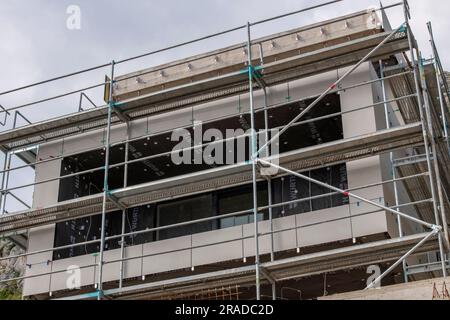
[0,0,449,211]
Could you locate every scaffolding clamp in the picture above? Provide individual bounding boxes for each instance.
[106,191,127,211]
[431,224,442,233]
[111,102,131,123]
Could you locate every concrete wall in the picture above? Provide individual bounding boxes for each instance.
[23,62,392,297]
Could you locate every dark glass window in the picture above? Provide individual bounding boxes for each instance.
[218,183,268,229]
[157,194,215,240]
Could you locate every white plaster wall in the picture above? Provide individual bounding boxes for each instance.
[23,141,60,296]
[340,63,388,240]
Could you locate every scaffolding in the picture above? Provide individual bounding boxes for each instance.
[0,0,449,300]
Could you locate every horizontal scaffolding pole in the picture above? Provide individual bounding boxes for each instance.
[115,0,346,65]
[0,63,112,97]
[9,82,107,113]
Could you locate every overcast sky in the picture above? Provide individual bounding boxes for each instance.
[0,0,449,211]
[1,0,449,121]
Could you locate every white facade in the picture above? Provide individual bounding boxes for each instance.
[23,62,418,297]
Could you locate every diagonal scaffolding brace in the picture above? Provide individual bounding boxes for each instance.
[366,229,439,289]
[256,22,407,158]
[258,158,436,230]
[257,158,446,290]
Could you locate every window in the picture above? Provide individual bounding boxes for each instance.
[218,183,268,229]
[157,194,215,240]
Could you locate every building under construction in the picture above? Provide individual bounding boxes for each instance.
[0,0,449,300]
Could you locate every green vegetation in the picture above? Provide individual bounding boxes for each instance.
[0,288,21,300]
[0,271,23,300]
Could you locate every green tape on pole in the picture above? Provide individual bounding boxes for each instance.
[253,70,263,79]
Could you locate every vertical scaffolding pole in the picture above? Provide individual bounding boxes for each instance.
[119,125,130,289]
[258,43,275,265]
[427,23,450,250]
[260,44,276,299]
[427,22,449,152]
[97,60,115,299]
[379,60,408,282]
[247,22,261,300]
[0,152,11,215]
[0,153,6,214]
[264,91,276,300]
[0,151,9,215]
[418,56,448,277]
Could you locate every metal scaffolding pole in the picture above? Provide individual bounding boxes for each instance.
[257,43,275,266]
[246,21,261,300]
[418,55,448,277]
[0,151,9,215]
[427,22,449,152]
[426,23,450,252]
[258,158,435,229]
[97,60,115,299]
[257,22,406,157]
[0,152,11,215]
[366,229,439,289]
[119,124,130,289]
